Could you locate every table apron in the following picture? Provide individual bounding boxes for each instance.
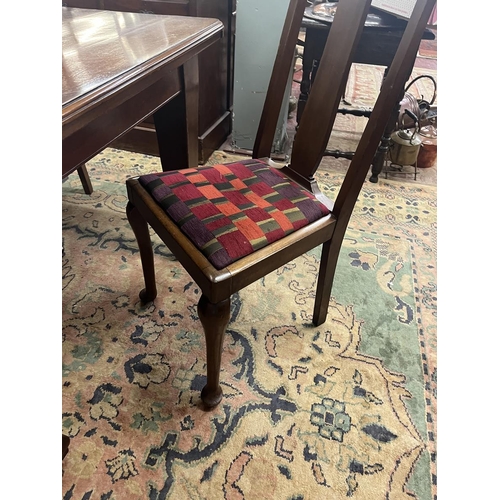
[62,67,182,177]
[307,28,406,68]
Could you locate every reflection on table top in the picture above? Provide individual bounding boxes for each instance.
[62,7,223,107]
[303,4,419,30]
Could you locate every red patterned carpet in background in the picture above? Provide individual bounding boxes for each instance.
[417,30,437,63]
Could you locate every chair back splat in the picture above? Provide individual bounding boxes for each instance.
[125,0,437,408]
[281,0,371,190]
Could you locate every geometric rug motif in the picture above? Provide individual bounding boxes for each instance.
[62,148,437,499]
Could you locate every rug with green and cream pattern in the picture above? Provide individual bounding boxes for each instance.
[62,148,436,500]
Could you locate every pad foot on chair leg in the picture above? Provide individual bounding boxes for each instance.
[201,384,223,408]
[139,288,157,304]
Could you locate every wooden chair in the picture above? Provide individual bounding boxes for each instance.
[125,0,436,407]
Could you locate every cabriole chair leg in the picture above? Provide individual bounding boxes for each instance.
[198,294,231,407]
[126,202,158,303]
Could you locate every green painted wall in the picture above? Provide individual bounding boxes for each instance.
[232,0,292,153]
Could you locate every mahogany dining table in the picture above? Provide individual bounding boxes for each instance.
[62,7,223,192]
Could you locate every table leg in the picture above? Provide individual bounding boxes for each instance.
[369,91,401,183]
[297,28,324,126]
[77,164,93,194]
[369,124,392,183]
[154,56,200,171]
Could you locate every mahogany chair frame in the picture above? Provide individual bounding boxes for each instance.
[125,0,437,407]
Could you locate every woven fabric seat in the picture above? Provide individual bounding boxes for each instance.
[139,158,330,270]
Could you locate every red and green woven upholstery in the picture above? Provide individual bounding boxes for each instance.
[138,159,330,270]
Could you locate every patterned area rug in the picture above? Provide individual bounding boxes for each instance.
[62,148,437,499]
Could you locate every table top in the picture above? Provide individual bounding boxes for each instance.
[62,7,223,110]
[303,4,405,27]
[302,4,433,39]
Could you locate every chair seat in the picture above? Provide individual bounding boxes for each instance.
[138,158,330,270]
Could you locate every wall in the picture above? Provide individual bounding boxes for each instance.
[231,0,292,153]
